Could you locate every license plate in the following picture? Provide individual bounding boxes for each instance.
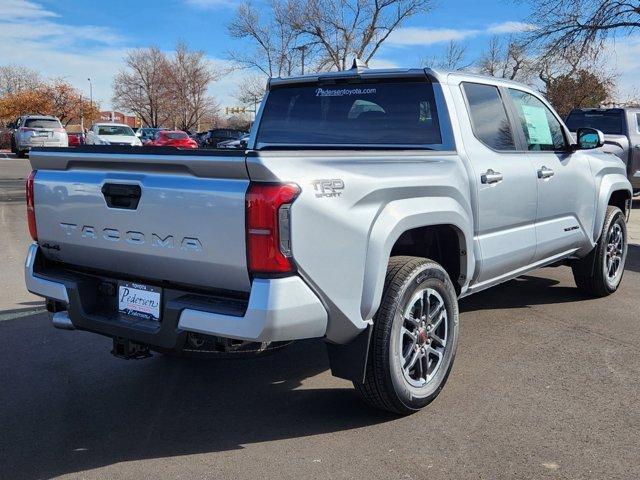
[33,131,49,137]
[118,282,161,321]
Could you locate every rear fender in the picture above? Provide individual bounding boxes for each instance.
[360,196,473,322]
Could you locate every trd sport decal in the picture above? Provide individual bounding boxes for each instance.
[312,179,345,198]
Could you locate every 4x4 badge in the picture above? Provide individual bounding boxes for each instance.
[312,179,344,198]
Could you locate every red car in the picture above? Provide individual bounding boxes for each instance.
[146,130,197,148]
[67,132,85,147]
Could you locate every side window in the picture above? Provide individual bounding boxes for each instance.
[508,89,567,151]
[462,82,515,151]
[635,113,640,133]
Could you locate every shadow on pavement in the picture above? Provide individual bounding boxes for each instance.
[460,242,639,312]
[0,314,394,480]
[459,274,584,313]
[626,244,640,274]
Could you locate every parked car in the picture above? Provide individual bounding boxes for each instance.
[203,129,247,148]
[194,131,209,147]
[10,115,68,157]
[85,123,142,146]
[65,124,85,147]
[566,107,640,196]
[24,66,632,415]
[137,127,165,144]
[217,133,250,149]
[146,130,198,148]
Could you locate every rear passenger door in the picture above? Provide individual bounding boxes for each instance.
[506,89,594,261]
[460,82,539,285]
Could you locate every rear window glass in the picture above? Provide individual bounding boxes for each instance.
[98,125,134,136]
[165,132,188,139]
[565,111,624,134]
[256,81,443,147]
[25,118,61,129]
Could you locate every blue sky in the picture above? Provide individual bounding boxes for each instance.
[1,0,637,110]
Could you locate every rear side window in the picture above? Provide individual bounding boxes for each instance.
[257,81,444,148]
[462,83,515,151]
[25,118,61,129]
[508,89,567,151]
[565,110,624,135]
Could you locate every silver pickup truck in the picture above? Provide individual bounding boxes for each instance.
[566,107,640,196]
[25,66,632,414]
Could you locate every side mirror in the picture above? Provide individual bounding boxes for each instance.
[577,127,604,150]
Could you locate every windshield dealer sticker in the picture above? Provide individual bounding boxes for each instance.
[315,87,377,97]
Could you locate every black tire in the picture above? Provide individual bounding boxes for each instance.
[16,150,26,158]
[354,256,459,415]
[572,206,628,297]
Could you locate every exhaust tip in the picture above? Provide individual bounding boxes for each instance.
[51,311,75,330]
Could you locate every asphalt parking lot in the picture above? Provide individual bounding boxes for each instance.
[1,151,639,480]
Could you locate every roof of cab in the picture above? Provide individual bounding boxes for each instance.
[267,65,535,93]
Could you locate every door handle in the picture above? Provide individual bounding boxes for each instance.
[537,166,555,179]
[481,169,503,184]
[102,183,142,210]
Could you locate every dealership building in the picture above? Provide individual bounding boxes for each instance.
[99,111,137,127]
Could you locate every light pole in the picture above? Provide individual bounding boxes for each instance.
[79,93,84,131]
[87,78,93,121]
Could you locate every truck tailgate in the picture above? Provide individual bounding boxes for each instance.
[29,148,251,292]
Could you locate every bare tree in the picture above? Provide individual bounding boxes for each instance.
[0,65,42,96]
[289,0,434,71]
[112,47,172,127]
[167,42,223,131]
[422,41,471,70]
[523,0,640,53]
[229,0,433,74]
[228,1,306,76]
[477,36,532,81]
[234,74,267,112]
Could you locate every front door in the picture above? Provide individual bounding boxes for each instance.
[507,88,595,262]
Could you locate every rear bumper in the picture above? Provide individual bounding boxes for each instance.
[19,140,67,150]
[25,243,328,346]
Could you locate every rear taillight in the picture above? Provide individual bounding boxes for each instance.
[26,170,37,241]
[246,183,300,275]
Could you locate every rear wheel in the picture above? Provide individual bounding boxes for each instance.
[572,206,627,297]
[355,256,459,415]
[16,150,26,158]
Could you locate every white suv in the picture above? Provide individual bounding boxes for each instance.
[85,123,142,146]
[11,115,68,158]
